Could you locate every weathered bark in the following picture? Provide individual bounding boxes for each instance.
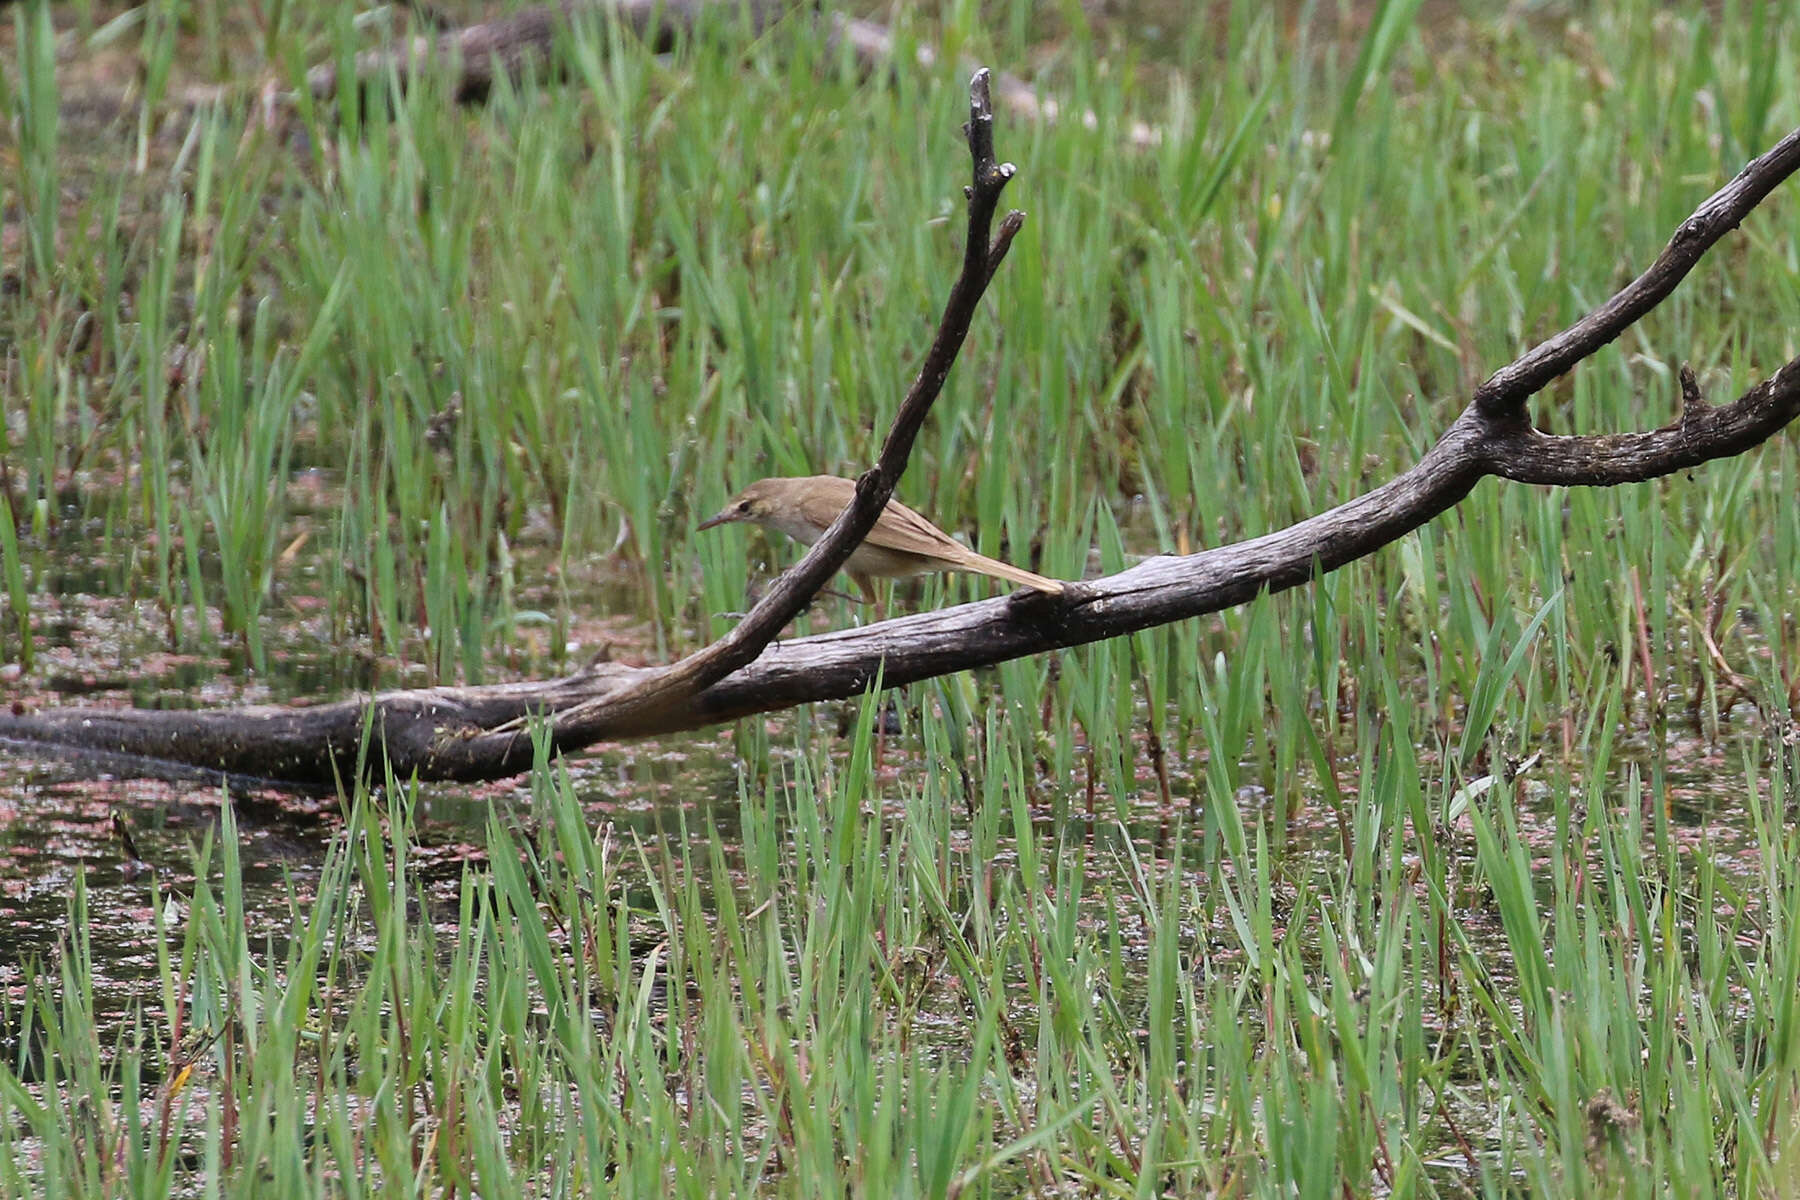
[8,91,1800,790]
[548,69,1024,729]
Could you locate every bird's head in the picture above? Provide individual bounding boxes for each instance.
[696,478,794,531]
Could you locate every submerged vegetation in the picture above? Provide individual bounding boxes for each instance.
[4,0,1800,1194]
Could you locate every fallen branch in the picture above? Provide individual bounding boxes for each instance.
[545,67,1024,728]
[7,97,1800,789]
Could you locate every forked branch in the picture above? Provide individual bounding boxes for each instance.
[539,68,1024,732]
[6,90,1800,788]
[1475,128,1800,416]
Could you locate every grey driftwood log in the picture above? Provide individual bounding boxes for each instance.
[6,77,1800,788]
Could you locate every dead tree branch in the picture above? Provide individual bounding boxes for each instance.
[6,98,1800,789]
[543,68,1022,730]
[1475,130,1800,418]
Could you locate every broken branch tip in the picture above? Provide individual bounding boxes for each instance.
[970,67,993,111]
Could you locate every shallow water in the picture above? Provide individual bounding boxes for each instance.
[2,439,1782,1194]
[0,531,1782,1199]
[0,605,1769,1019]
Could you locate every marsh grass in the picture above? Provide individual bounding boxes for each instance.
[5,0,1800,1193]
[7,697,1800,1195]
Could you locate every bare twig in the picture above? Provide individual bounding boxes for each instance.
[544,67,1026,732]
[1481,359,1800,485]
[1474,127,1800,418]
[9,105,1800,788]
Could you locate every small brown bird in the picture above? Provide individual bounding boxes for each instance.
[697,474,1064,603]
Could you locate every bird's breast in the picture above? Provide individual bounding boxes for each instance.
[762,512,828,545]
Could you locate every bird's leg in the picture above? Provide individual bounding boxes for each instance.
[874,701,888,777]
[851,573,887,623]
[843,572,893,760]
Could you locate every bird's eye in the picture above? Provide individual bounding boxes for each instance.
[738,502,751,513]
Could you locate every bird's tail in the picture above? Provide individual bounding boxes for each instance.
[960,551,1064,595]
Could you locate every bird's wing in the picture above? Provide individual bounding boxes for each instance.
[795,481,965,557]
[794,477,859,534]
[867,497,967,556]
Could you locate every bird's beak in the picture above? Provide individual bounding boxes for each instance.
[696,510,734,531]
